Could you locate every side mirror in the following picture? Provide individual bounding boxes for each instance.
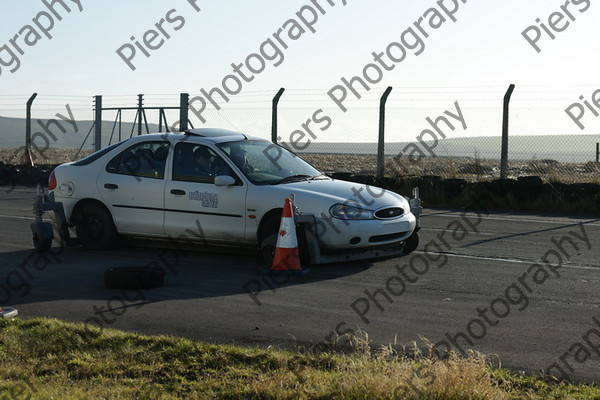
[214,175,236,186]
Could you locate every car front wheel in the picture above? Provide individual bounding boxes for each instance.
[75,203,117,250]
[403,232,419,255]
[261,233,278,267]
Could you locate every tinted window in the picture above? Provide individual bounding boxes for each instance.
[172,143,237,184]
[106,141,169,179]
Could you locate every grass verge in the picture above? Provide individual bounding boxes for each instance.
[0,318,599,399]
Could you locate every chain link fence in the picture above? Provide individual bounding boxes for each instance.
[268,85,599,183]
[1,86,599,183]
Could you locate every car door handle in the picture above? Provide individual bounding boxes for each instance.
[170,189,186,195]
[104,183,118,189]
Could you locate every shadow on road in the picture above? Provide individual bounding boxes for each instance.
[0,240,374,308]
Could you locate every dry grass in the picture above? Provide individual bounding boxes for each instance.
[2,147,599,184]
[300,154,600,184]
[0,147,93,165]
[0,318,598,399]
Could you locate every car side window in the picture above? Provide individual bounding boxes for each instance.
[172,143,236,184]
[106,141,169,179]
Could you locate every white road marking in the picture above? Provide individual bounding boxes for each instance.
[425,212,600,227]
[415,250,600,271]
[419,227,495,236]
[0,214,35,220]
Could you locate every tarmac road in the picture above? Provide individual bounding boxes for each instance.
[1,186,599,383]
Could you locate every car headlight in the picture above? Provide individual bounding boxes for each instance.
[329,203,374,220]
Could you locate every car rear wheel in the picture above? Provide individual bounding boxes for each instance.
[75,203,117,250]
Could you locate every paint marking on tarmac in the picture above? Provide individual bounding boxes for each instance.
[0,214,36,220]
[426,212,600,227]
[419,227,495,236]
[416,250,600,272]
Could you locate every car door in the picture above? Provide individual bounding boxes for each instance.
[163,142,248,244]
[97,140,169,235]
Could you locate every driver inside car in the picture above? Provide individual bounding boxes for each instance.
[229,145,254,174]
[192,147,213,177]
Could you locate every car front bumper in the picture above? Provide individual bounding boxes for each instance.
[313,212,417,250]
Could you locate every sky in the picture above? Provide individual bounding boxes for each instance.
[0,0,599,146]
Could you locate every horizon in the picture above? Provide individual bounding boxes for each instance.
[1,112,597,163]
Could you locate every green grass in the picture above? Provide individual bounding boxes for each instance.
[1,318,599,399]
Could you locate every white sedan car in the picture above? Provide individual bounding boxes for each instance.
[43,129,420,264]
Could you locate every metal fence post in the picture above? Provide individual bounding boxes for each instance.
[179,93,189,131]
[377,87,393,179]
[137,94,144,136]
[271,88,285,143]
[26,93,38,153]
[500,84,516,179]
[94,95,102,151]
[596,142,599,163]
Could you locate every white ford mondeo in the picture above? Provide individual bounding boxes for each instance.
[45,129,420,264]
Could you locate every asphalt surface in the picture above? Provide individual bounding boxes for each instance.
[1,186,599,383]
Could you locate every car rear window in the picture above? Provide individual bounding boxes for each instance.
[72,142,122,166]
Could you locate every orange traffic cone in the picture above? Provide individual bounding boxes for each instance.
[270,198,309,275]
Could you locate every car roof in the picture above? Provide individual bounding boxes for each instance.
[130,128,267,144]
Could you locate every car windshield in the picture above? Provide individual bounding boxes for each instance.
[217,140,323,185]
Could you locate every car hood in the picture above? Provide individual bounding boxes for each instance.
[260,178,410,214]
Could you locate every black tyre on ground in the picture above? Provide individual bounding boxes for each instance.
[403,232,419,255]
[104,266,165,290]
[32,233,52,252]
[259,214,310,267]
[75,203,117,250]
[261,233,278,267]
[260,214,281,267]
[31,221,54,252]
